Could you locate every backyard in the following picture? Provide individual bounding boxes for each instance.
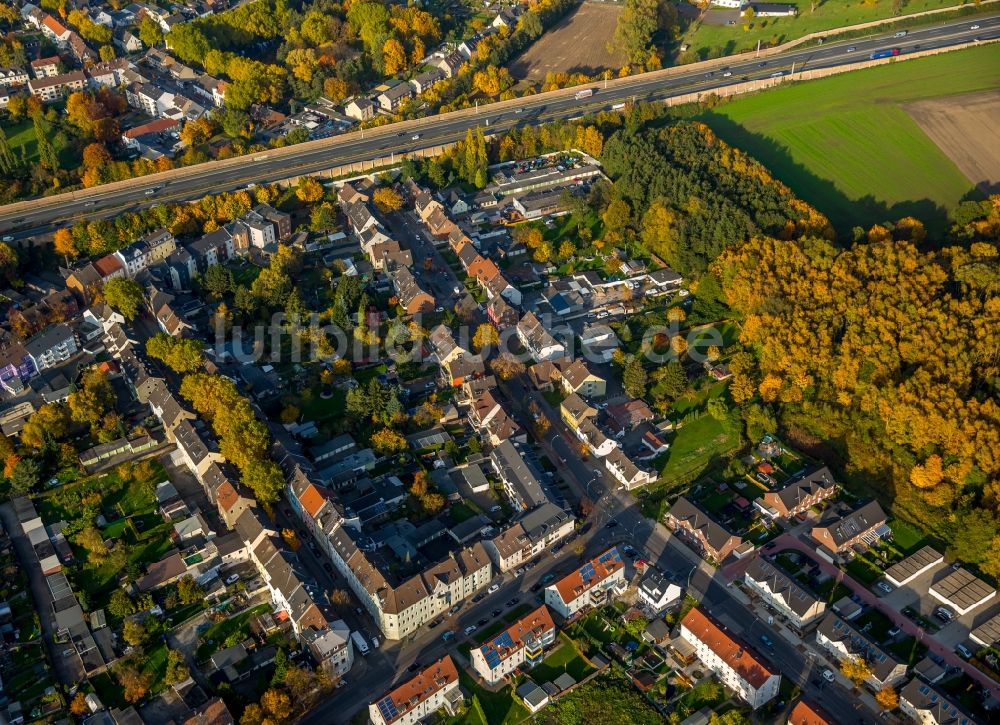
[529,633,596,684]
[195,603,272,662]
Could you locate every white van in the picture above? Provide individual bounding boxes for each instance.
[351,631,370,655]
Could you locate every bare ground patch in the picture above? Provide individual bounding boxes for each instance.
[905,91,1000,196]
[508,2,627,82]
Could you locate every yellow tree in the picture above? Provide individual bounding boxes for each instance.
[875,685,899,711]
[373,187,403,212]
[840,656,872,687]
[383,38,407,75]
[296,177,325,203]
[281,528,301,551]
[472,323,498,351]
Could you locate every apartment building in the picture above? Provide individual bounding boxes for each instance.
[604,447,655,490]
[815,613,907,689]
[743,557,826,630]
[28,70,86,102]
[811,500,887,554]
[484,502,575,572]
[369,657,462,725]
[303,619,354,678]
[756,467,837,519]
[680,607,781,710]
[0,67,29,87]
[471,606,556,685]
[24,324,78,372]
[665,496,744,563]
[544,547,625,619]
[490,440,548,513]
[115,228,177,277]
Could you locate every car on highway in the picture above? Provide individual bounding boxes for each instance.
[822,669,835,682]
[487,583,500,594]
[876,581,893,594]
[723,71,732,77]
[515,107,524,114]
[846,46,856,52]
[970,24,980,30]
[144,188,157,195]
[894,30,908,37]
[412,134,421,140]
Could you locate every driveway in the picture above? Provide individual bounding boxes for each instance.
[775,533,1000,700]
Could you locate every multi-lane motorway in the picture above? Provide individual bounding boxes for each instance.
[1,15,997,237]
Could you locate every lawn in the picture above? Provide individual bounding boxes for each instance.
[889,518,927,554]
[529,633,595,683]
[657,412,742,485]
[196,603,272,662]
[846,556,883,585]
[698,44,1000,237]
[456,670,530,725]
[680,0,980,61]
[299,386,347,422]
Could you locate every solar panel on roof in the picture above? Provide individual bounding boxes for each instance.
[580,563,595,581]
[377,696,399,722]
[494,632,514,649]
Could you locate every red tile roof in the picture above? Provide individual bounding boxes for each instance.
[93,254,123,278]
[31,55,60,67]
[215,481,240,513]
[124,118,180,139]
[477,605,555,667]
[787,699,834,725]
[298,483,329,518]
[680,608,777,689]
[375,656,458,723]
[553,547,624,605]
[42,15,68,36]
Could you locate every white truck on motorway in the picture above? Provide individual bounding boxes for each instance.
[574,88,594,100]
[351,630,370,655]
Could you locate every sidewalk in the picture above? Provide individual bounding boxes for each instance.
[776,533,1000,699]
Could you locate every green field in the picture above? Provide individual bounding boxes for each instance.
[698,44,1000,236]
[681,0,976,60]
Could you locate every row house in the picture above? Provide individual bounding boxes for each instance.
[755,466,837,520]
[486,295,519,331]
[484,502,574,573]
[369,657,462,725]
[409,68,444,95]
[88,59,131,89]
[680,607,781,709]
[811,500,887,554]
[187,223,246,272]
[0,68,29,87]
[743,557,826,630]
[344,97,375,121]
[433,52,464,78]
[251,534,329,635]
[302,620,354,679]
[665,496,744,563]
[544,547,625,619]
[289,476,493,640]
[471,606,556,685]
[376,82,413,112]
[899,677,978,725]
[815,613,907,689]
[428,324,469,366]
[28,70,86,102]
[391,266,435,315]
[531,359,605,399]
[115,228,177,277]
[516,312,565,362]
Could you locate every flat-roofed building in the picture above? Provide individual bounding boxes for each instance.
[928,568,996,616]
[884,546,944,588]
[679,607,781,709]
[970,610,1000,649]
[744,557,826,630]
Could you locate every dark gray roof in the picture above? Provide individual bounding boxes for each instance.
[667,497,736,553]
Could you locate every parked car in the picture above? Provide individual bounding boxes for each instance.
[487,583,500,594]
[934,606,955,622]
[888,626,901,637]
[956,644,973,659]
[760,634,774,648]
[876,581,893,594]
[822,669,835,682]
[463,625,477,636]
[506,597,520,607]
[224,574,240,585]
[477,618,489,627]
[491,609,502,617]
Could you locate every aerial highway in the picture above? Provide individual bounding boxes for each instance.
[1,14,996,237]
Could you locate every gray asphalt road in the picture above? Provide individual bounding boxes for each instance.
[1,16,996,236]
